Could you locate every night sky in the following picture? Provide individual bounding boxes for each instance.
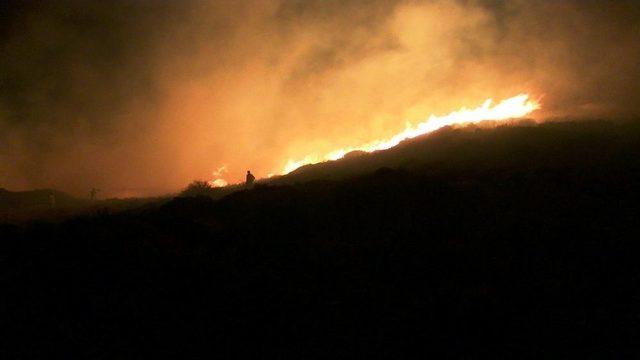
[1,0,639,196]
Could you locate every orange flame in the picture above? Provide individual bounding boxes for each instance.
[283,94,540,174]
[209,165,229,187]
[209,178,228,187]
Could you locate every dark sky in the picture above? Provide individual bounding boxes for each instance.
[1,0,639,196]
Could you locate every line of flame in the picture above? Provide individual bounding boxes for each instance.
[283,94,540,174]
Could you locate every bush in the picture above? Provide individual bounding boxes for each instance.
[180,180,215,197]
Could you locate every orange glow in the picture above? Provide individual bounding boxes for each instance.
[209,178,228,188]
[283,94,540,174]
[209,165,229,187]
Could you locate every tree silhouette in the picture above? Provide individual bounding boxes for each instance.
[181,180,215,197]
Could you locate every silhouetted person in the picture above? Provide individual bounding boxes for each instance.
[246,170,255,189]
[90,188,100,201]
[48,191,56,208]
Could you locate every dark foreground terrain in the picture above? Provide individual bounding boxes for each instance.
[2,120,640,357]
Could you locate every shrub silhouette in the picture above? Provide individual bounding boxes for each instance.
[181,180,215,197]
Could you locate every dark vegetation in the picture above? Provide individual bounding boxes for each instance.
[0,188,86,211]
[181,180,216,197]
[0,189,169,223]
[2,119,640,357]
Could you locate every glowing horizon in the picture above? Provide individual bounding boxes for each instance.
[208,94,540,187]
[281,94,540,174]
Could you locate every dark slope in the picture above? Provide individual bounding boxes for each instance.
[0,188,93,222]
[275,119,639,184]
[2,119,640,358]
[0,188,170,222]
[0,188,85,211]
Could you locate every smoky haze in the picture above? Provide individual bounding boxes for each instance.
[1,0,638,197]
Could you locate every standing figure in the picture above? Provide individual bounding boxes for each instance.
[90,188,100,201]
[245,170,255,189]
[48,191,56,209]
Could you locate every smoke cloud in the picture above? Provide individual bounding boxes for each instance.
[1,0,639,196]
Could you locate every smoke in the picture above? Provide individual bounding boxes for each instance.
[1,0,638,196]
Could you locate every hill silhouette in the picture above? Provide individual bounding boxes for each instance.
[270,118,638,184]
[0,188,171,222]
[2,119,640,357]
[0,188,85,211]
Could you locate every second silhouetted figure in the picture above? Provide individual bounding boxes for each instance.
[246,170,255,189]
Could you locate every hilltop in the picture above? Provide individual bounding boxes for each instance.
[271,118,639,183]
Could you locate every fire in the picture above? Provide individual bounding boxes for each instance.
[209,178,228,187]
[209,165,229,187]
[283,94,540,174]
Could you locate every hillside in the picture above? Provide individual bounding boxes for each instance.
[0,188,85,211]
[2,118,640,357]
[271,118,640,184]
[0,188,172,222]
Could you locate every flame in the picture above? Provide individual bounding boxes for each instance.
[283,94,540,174]
[209,178,228,187]
[209,165,229,187]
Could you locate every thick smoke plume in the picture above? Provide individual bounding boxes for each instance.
[1,0,638,196]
